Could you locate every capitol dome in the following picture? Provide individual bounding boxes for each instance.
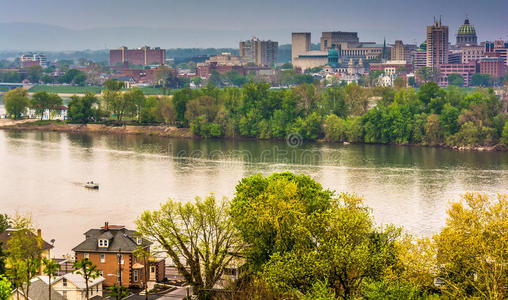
[456,16,477,47]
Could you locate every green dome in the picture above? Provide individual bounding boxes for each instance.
[457,18,476,36]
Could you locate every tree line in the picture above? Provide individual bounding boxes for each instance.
[3,81,508,148]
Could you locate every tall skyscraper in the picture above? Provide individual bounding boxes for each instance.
[239,37,278,67]
[292,33,311,63]
[426,19,449,68]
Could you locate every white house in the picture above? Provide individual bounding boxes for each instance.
[36,273,105,300]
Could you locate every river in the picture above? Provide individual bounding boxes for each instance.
[1,130,507,257]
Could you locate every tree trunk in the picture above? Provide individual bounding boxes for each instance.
[48,275,52,300]
[85,278,89,300]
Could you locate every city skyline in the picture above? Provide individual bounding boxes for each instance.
[0,0,507,50]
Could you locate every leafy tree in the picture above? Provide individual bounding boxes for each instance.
[59,69,86,84]
[5,215,42,300]
[0,275,11,300]
[73,72,87,86]
[393,76,406,89]
[25,65,43,83]
[502,121,508,147]
[30,91,63,120]
[108,284,130,300]
[42,258,60,300]
[154,65,177,92]
[435,193,507,299]
[447,73,464,87]
[225,70,247,87]
[416,67,433,83]
[73,258,100,300]
[67,93,98,124]
[424,114,442,145]
[470,73,494,87]
[136,195,241,300]
[3,88,30,119]
[323,114,347,142]
[1,71,21,83]
[103,79,125,91]
[40,74,54,84]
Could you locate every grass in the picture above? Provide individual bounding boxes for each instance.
[28,85,103,94]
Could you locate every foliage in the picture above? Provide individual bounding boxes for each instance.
[30,91,63,120]
[3,88,30,119]
[0,275,10,300]
[447,73,464,87]
[73,258,101,300]
[59,69,87,85]
[5,214,42,300]
[470,73,495,87]
[502,121,508,147]
[108,284,130,300]
[67,93,99,123]
[25,65,43,83]
[434,193,508,299]
[42,258,61,300]
[136,195,242,300]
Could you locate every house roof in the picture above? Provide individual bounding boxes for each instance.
[72,224,151,253]
[0,229,53,251]
[52,273,105,289]
[14,278,66,300]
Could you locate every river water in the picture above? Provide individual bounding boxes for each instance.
[1,130,507,257]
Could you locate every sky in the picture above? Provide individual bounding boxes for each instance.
[0,0,507,50]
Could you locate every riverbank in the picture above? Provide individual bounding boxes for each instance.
[0,119,506,151]
[0,119,193,138]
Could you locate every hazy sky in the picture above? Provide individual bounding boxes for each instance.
[1,0,507,48]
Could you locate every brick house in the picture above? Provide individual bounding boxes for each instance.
[72,222,165,288]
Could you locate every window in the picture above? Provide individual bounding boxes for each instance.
[150,266,155,273]
[98,239,109,247]
[100,254,105,263]
[133,270,139,282]
[83,253,89,259]
[117,254,124,265]
[62,278,67,287]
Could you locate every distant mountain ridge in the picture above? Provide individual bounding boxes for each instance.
[0,22,292,51]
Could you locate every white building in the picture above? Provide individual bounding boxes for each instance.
[51,273,105,300]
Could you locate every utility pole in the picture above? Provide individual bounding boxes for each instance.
[118,248,122,286]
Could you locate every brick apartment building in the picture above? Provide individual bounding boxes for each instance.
[72,222,165,288]
[438,62,477,87]
[110,46,166,66]
[480,52,507,78]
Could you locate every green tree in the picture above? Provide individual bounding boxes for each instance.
[447,73,464,87]
[416,67,434,83]
[67,93,98,124]
[108,284,129,300]
[103,79,125,91]
[73,258,100,300]
[435,193,508,299]
[40,75,53,84]
[30,91,63,120]
[136,195,241,300]
[5,215,42,300]
[154,65,177,93]
[470,73,494,87]
[424,114,442,145]
[323,114,347,142]
[501,121,508,147]
[3,88,30,119]
[25,65,43,83]
[0,275,11,300]
[42,258,60,300]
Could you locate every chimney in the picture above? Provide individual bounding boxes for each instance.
[104,222,109,230]
[37,229,42,249]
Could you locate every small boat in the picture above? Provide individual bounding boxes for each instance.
[84,181,99,189]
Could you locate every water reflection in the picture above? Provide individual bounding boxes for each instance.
[0,129,507,257]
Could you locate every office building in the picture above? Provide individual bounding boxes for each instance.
[110,46,166,66]
[20,53,48,68]
[426,19,449,68]
[479,53,506,78]
[438,62,477,87]
[239,37,278,67]
[391,40,405,61]
[320,31,360,50]
[413,48,427,70]
[292,33,311,62]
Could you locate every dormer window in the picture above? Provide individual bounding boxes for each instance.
[98,239,109,247]
[136,237,142,245]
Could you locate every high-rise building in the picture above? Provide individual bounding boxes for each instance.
[456,16,478,47]
[426,19,449,68]
[109,46,166,66]
[292,33,311,63]
[391,40,405,61]
[413,48,427,70]
[239,37,278,67]
[320,31,360,50]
